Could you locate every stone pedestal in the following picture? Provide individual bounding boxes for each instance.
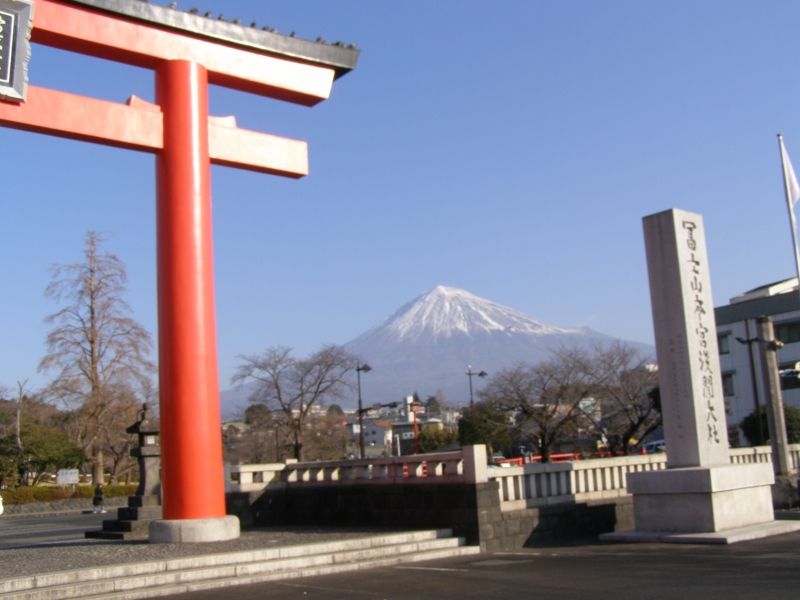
[628,463,774,533]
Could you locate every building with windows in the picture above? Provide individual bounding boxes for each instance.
[715,278,800,445]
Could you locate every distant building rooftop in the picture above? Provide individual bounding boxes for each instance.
[716,277,800,326]
[729,277,799,304]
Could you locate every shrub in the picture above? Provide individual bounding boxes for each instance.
[741,405,800,446]
[1,483,137,505]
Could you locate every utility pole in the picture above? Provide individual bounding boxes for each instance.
[356,363,372,459]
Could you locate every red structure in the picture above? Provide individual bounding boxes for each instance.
[0,0,357,540]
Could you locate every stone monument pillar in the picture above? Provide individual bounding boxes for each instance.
[604,208,800,543]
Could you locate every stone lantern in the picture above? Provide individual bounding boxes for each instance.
[86,402,163,540]
[127,403,161,498]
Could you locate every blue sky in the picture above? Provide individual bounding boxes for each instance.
[2,0,800,393]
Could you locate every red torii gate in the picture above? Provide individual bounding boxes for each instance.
[0,0,358,541]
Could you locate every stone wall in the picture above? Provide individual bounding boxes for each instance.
[226,480,634,551]
[479,498,634,552]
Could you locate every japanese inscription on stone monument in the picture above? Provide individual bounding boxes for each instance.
[682,219,721,444]
[643,208,730,468]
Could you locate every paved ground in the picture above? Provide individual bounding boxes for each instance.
[0,512,404,579]
[168,531,800,600]
[3,512,800,599]
[0,511,109,550]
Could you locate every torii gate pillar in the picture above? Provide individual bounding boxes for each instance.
[0,0,358,542]
[153,60,230,536]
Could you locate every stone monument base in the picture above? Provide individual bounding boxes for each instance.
[601,463,800,544]
[149,515,240,543]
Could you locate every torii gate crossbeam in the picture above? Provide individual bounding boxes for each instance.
[0,0,358,542]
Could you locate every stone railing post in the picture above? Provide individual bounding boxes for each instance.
[463,445,488,484]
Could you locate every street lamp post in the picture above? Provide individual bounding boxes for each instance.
[736,328,764,443]
[466,365,487,406]
[271,422,282,462]
[356,363,372,459]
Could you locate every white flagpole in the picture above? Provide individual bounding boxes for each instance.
[778,133,800,288]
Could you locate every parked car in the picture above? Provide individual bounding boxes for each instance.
[643,439,666,454]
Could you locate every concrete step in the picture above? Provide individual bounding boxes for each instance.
[1,529,480,600]
[127,496,161,508]
[117,506,162,521]
[100,519,151,534]
[83,529,127,541]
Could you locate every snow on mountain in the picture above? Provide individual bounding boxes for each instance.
[378,285,575,341]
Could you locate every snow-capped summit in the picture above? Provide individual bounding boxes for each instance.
[381,285,577,341]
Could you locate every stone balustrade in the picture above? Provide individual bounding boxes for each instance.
[489,444,800,512]
[728,446,774,466]
[225,444,800,506]
[279,450,466,485]
[788,445,800,471]
[224,462,289,493]
[489,453,667,511]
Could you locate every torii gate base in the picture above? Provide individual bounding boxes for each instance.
[0,0,357,542]
[150,515,239,544]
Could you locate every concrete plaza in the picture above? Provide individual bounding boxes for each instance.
[2,510,799,599]
[170,529,800,600]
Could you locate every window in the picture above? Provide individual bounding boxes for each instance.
[775,320,800,344]
[721,372,735,397]
[718,333,731,355]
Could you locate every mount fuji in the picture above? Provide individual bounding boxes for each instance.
[342,285,653,408]
[220,285,652,417]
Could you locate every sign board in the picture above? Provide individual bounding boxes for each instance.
[0,0,32,102]
[57,468,80,485]
[401,432,415,440]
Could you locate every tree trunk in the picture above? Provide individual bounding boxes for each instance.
[93,448,105,484]
[293,441,303,461]
[15,382,25,473]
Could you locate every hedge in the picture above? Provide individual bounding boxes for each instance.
[0,484,138,505]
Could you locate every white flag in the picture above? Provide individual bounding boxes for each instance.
[780,135,800,206]
[779,134,800,287]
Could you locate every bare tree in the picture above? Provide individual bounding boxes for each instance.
[583,342,660,454]
[231,345,355,460]
[479,348,594,462]
[39,231,154,483]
